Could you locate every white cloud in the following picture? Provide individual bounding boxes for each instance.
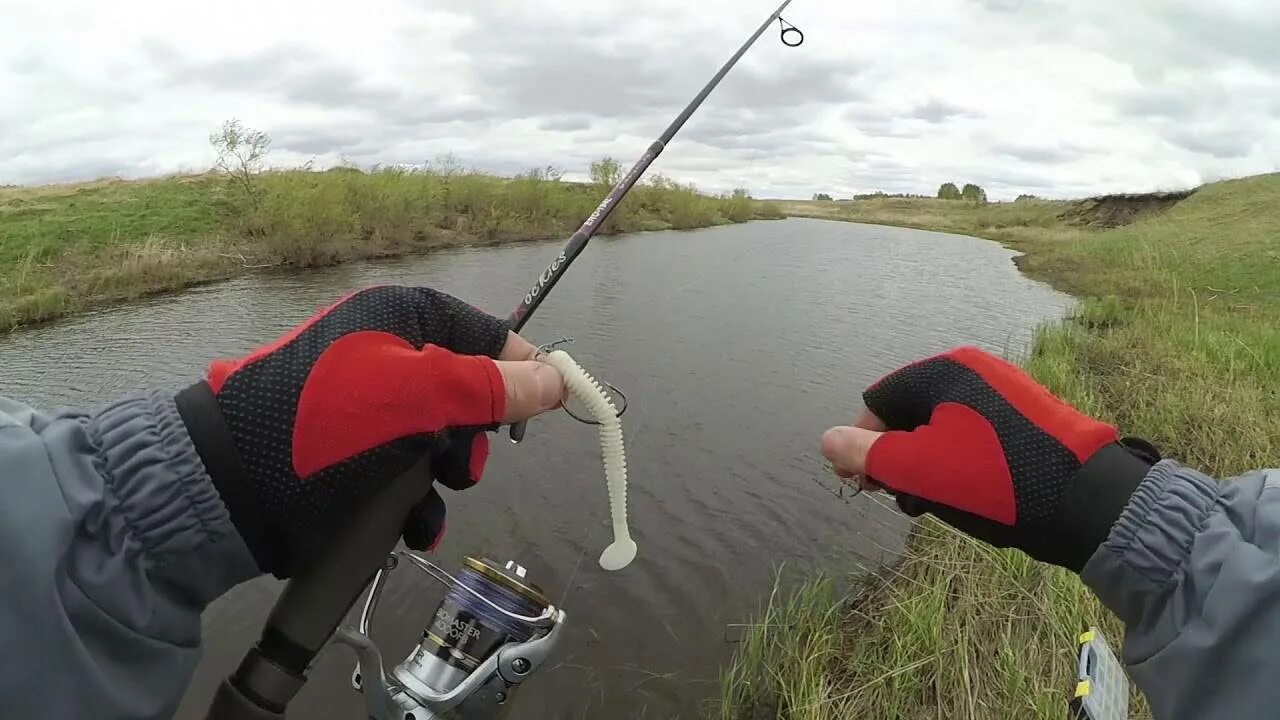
[2,0,1278,199]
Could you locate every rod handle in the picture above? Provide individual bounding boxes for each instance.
[213,456,433,717]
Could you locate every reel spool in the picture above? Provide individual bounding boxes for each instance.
[335,553,566,720]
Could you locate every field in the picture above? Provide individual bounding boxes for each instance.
[720,174,1280,719]
[0,167,782,332]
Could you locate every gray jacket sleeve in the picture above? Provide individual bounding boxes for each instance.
[1082,460,1280,720]
[0,391,259,720]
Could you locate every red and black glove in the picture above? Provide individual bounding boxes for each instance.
[174,285,511,578]
[862,346,1160,571]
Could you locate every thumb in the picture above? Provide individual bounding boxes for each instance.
[495,360,566,423]
[821,426,884,477]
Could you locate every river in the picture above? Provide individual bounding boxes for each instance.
[0,218,1072,719]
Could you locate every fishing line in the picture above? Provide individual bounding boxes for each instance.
[514,0,808,626]
[554,228,795,602]
[506,0,804,443]
[210,6,810,720]
[778,17,804,46]
[543,244,771,425]
[549,236,764,604]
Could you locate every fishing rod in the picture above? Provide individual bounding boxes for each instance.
[203,3,802,719]
[506,0,801,443]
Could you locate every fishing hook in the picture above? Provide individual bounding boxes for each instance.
[537,336,629,425]
[816,462,865,503]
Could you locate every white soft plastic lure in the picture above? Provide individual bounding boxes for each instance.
[543,350,636,571]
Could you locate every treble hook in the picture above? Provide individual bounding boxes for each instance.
[778,16,804,47]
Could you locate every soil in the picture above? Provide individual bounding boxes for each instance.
[1060,189,1195,228]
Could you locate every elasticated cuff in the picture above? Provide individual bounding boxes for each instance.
[90,390,260,604]
[1081,460,1221,625]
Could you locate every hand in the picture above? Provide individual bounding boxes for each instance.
[820,346,1160,572]
[174,285,565,578]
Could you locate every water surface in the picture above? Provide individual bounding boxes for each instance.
[0,218,1072,719]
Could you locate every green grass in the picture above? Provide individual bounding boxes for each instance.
[721,172,1280,719]
[720,518,1109,720]
[0,167,783,332]
[0,175,236,265]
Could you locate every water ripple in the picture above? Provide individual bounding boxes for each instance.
[0,218,1072,719]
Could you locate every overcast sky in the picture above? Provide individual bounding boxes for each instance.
[3,0,1278,199]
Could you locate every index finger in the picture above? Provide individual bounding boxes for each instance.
[495,359,566,422]
[495,331,566,422]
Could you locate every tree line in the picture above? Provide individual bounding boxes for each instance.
[810,191,932,201]
[935,182,987,202]
[810,184,990,203]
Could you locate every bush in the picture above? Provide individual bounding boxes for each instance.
[209,119,270,210]
[962,183,988,204]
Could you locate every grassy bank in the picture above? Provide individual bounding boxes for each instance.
[0,168,782,332]
[721,173,1280,719]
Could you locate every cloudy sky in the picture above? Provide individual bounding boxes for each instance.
[3,0,1279,199]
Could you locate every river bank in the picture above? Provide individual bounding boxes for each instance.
[0,168,782,332]
[721,173,1280,718]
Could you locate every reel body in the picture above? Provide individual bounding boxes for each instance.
[335,553,566,720]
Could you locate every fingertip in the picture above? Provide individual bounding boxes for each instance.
[821,426,882,477]
[821,426,848,460]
